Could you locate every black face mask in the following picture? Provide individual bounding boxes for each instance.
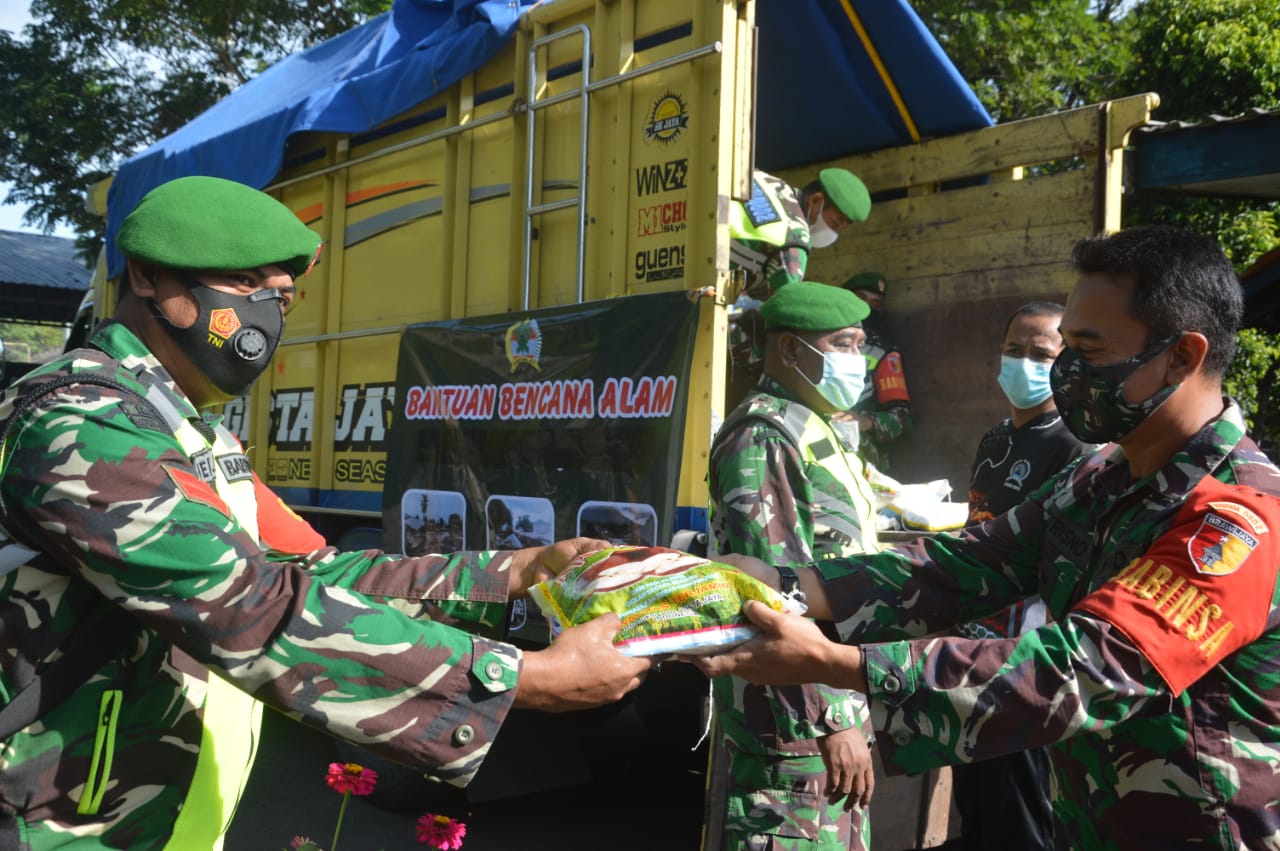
[152,276,286,397]
[1049,334,1181,444]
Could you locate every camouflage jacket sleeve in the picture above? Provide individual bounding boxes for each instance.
[827,474,1280,779]
[710,418,864,742]
[817,497,1050,644]
[0,379,520,783]
[863,405,912,446]
[860,613,1165,775]
[815,495,1158,773]
[766,244,809,294]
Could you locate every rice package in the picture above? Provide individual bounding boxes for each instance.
[527,545,806,657]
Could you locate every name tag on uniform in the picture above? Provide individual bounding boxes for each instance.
[191,449,217,483]
[217,453,254,483]
[743,178,781,228]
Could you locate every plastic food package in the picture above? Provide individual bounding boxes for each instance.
[527,545,807,657]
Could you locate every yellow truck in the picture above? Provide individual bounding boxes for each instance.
[83,0,1160,549]
[79,0,1166,844]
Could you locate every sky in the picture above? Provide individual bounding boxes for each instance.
[1,1,74,238]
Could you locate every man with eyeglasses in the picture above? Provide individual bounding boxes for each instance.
[691,225,1280,849]
[0,176,651,850]
[725,168,872,410]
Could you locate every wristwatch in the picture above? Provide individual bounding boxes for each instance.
[775,564,806,604]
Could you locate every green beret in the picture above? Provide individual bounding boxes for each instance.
[759,281,870,332]
[817,168,871,223]
[843,271,887,294]
[117,176,322,277]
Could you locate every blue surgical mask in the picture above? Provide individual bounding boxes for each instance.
[997,355,1054,410]
[794,336,866,410]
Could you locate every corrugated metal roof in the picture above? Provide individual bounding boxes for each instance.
[1129,107,1280,201]
[1133,106,1280,135]
[0,229,92,291]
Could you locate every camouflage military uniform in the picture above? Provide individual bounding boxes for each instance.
[725,171,812,409]
[708,378,877,850]
[818,402,1280,849]
[0,322,522,850]
[728,170,810,302]
[850,322,910,473]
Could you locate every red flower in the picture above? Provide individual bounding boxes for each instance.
[324,762,379,797]
[416,813,467,849]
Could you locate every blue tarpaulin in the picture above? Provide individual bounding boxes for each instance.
[754,0,991,169]
[106,0,991,277]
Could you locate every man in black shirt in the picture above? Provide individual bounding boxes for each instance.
[953,301,1089,851]
[968,302,1088,524]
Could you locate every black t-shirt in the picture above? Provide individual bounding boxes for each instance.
[967,412,1089,524]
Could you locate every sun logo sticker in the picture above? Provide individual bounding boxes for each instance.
[1188,511,1258,576]
[644,91,688,145]
[505,318,542,373]
[208,307,241,340]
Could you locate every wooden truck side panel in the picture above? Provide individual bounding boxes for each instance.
[786,94,1158,488]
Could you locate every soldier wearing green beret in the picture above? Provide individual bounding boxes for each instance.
[728,168,871,302]
[727,168,871,411]
[707,281,879,850]
[0,176,651,849]
[833,271,913,473]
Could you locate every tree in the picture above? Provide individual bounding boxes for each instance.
[1115,0,1280,442]
[910,0,1133,122]
[0,0,392,258]
[0,321,64,365]
[1120,0,1280,122]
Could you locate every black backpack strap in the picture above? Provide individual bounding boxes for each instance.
[0,372,152,533]
[0,372,150,848]
[0,373,151,734]
[0,604,136,851]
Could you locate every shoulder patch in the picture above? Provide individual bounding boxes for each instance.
[165,465,232,519]
[1075,478,1280,695]
[1188,506,1257,576]
[119,401,169,433]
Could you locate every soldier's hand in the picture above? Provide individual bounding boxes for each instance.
[504,537,610,597]
[683,601,865,691]
[514,614,654,712]
[817,726,875,811]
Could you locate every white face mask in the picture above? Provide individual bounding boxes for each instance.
[808,201,839,249]
[794,336,865,410]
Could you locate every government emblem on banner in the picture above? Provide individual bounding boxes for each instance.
[1188,510,1258,576]
[505,318,542,372]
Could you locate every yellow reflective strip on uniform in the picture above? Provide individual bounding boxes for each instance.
[77,689,122,815]
[801,416,881,554]
[172,417,260,541]
[165,675,264,850]
[165,416,266,848]
[727,177,795,247]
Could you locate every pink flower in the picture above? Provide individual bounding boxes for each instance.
[416,813,467,849]
[287,838,321,851]
[324,762,379,796]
